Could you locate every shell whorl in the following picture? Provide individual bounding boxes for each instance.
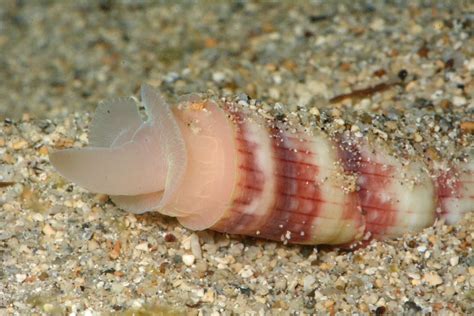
[211,108,365,244]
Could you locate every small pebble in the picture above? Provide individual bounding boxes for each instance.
[239,266,254,278]
[449,256,459,266]
[12,139,28,150]
[414,133,423,143]
[182,254,195,266]
[15,274,27,283]
[42,224,56,236]
[364,267,377,275]
[452,96,466,106]
[422,272,443,286]
[303,275,316,292]
[135,242,149,252]
[212,72,226,83]
[189,234,202,259]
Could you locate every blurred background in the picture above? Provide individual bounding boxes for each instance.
[0,0,472,118]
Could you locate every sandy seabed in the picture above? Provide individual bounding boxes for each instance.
[0,1,473,315]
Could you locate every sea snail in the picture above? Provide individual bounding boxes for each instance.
[50,84,473,246]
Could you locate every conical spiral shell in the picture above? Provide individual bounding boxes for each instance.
[49,86,473,246]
